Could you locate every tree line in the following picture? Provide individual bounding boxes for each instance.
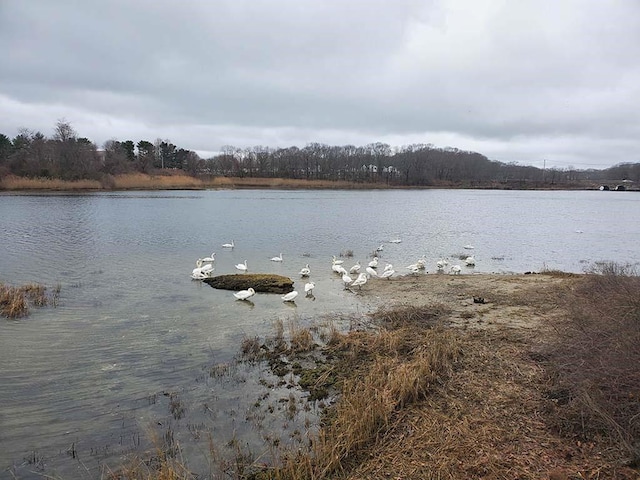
[1,121,638,187]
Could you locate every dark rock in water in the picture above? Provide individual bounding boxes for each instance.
[203,273,294,293]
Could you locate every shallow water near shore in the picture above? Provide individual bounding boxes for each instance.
[1,188,639,478]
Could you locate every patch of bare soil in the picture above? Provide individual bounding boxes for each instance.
[342,272,639,479]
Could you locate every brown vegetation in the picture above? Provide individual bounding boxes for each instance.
[0,282,59,318]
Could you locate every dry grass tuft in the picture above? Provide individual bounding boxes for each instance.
[0,282,59,318]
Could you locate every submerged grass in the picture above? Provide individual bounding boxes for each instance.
[0,282,60,318]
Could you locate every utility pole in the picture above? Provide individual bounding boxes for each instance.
[542,159,546,183]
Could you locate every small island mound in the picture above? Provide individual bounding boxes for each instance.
[203,273,294,293]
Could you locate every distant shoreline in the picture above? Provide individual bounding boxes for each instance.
[0,173,626,192]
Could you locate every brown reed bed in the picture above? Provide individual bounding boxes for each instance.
[0,175,102,191]
[112,173,204,190]
[0,282,60,318]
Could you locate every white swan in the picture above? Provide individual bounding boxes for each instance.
[368,257,379,268]
[192,259,214,279]
[436,259,448,271]
[270,253,283,262]
[342,272,353,288]
[304,282,315,296]
[366,266,378,277]
[299,264,311,277]
[202,252,216,262]
[351,272,368,289]
[463,245,474,250]
[235,260,248,272]
[464,256,476,266]
[416,255,427,269]
[390,237,402,244]
[349,261,361,274]
[376,244,384,252]
[233,287,255,301]
[450,265,462,274]
[222,240,235,248]
[331,255,344,265]
[380,268,395,279]
[332,264,348,275]
[383,263,393,272]
[282,291,299,302]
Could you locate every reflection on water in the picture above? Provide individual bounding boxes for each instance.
[1,189,639,477]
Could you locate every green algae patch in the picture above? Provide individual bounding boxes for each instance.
[204,273,294,293]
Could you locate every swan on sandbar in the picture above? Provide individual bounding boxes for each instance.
[366,266,378,277]
[349,261,361,274]
[282,291,299,302]
[368,257,379,268]
[464,256,476,266]
[450,265,462,274]
[350,272,368,289]
[380,268,395,279]
[271,253,283,262]
[299,264,311,277]
[222,240,235,248]
[332,264,348,275]
[383,263,393,272]
[235,260,248,272]
[304,282,315,296]
[342,272,353,288]
[233,288,255,301]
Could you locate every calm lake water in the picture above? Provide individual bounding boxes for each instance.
[1,188,639,478]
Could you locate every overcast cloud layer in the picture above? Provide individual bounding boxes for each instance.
[2,1,639,169]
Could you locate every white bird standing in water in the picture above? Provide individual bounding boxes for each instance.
[233,288,255,301]
[304,281,315,296]
[282,291,299,302]
[299,264,311,277]
[271,253,283,262]
[202,252,216,263]
[235,260,248,272]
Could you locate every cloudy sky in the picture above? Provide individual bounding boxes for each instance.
[1,1,639,170]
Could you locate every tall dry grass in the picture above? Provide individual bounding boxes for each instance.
[0,175,101,190]
[271,305,462,479]
[112,173,204,190]
[548,262,640,463]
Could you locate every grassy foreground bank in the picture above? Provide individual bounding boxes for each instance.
[107,269,639,480]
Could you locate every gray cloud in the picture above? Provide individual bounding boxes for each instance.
[1,0,639,169]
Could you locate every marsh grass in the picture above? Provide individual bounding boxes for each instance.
[0,282,59,318]
[547,264,640,464]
